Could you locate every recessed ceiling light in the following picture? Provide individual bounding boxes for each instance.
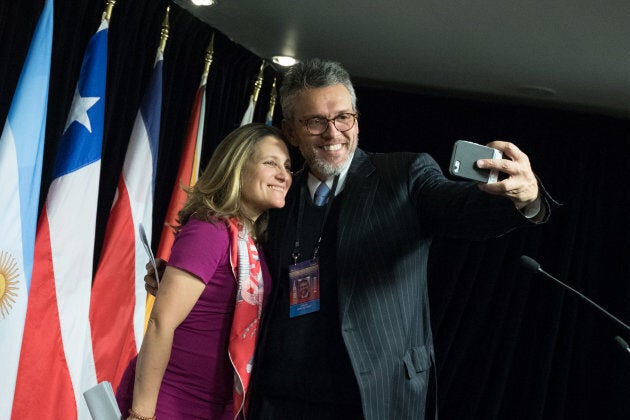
[192,0,215,6]
[272,56,297,67]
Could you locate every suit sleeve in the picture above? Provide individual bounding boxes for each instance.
[404,152,547,239]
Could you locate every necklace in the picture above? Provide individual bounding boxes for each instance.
[242,216,257,242]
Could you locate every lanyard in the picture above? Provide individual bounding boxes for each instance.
[291,175,339,265]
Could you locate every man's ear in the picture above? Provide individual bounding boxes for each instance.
[281,119,299,147]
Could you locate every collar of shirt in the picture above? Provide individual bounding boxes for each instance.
[306,152,354,201]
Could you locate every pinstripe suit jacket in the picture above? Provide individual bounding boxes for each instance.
[258,148,545,420]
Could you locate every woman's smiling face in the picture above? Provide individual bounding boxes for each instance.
[240,135,292,220]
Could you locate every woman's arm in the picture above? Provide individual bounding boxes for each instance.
[127,266,206,419]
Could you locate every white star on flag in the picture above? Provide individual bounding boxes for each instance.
[63,88,99,134]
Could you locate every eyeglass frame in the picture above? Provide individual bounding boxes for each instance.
[297,112,358,135]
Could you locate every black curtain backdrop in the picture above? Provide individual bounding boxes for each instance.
[2,1,629,419]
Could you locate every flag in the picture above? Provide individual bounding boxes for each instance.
[0,0,52,417]
[240,95,256,126]
[155,73,206,262]
[146,57,209,324]
[12,17,108,419]
[89,48,162,391]
[155,53,211,263]
[240,61,265,126]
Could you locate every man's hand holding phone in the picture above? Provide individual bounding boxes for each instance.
[475,140,539,210]
[449,140,503,183]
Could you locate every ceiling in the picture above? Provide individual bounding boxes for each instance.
[175,0,630,118]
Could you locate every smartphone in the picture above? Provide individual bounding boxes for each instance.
[449,140,503,183]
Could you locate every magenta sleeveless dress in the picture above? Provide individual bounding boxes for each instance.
[116,219,271,419]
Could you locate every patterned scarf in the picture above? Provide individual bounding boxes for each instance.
[225,218,263,419]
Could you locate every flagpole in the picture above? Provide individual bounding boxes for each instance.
[158,5,170,55]
[190,34,215,186]
[240,61,266,125]
[102,0,116,22]
[203,32,215,79]
[266,77,277,125]
[191,33,214,185]
[252,61,266,105]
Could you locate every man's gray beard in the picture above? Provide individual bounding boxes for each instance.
[309,157,343,178]
[306,143,356,179]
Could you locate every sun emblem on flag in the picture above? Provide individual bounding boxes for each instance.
[0,251,20,319]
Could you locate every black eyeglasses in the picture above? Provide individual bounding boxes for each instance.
[298,112,357,135]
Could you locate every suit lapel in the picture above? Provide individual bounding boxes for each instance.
[337,149,377,309]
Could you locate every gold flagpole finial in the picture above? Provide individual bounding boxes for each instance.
[203,33,215,77]
[252,61,266,103]
[158,5,170,54]
[268,77,277,116]
[102,0,117,22]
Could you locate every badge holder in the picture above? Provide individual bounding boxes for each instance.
[288,175,339,318]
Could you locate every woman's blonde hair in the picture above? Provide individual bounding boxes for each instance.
[176,123,285,236]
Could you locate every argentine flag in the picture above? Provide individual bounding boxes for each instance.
[0,0,52,417]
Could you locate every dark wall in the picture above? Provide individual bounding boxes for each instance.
[2,1,629,418]
[355,87,630,419]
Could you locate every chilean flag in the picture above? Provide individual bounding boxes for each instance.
[89,49,162,391]
[12,18,108,419]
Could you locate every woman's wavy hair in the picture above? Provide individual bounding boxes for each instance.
[175,123,284,237]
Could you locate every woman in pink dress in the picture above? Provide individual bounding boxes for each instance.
[116,123,292,420]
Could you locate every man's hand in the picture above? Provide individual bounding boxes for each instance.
[476,141,539,210]
[144,258,166,297]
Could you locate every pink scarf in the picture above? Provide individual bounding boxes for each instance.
[225,218,263,419]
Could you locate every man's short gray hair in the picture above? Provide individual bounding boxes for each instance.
[279,58,357,121]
